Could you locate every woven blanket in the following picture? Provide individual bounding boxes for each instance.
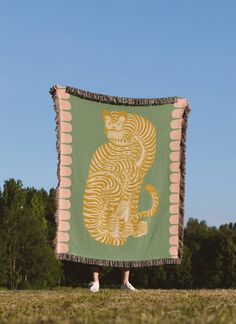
[50,85,190,267]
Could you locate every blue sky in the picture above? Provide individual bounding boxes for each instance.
[0,1,235,226]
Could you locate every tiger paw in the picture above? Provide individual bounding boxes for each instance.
[133,221,148,237]
[122,222,134,237]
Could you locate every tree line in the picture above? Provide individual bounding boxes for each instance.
[0,179,235,289]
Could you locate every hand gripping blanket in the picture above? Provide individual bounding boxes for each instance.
[50,85,190,267]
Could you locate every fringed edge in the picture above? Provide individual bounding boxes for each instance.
[178,102,190,260]
[50,86,61,253]
[56,253,182,267]
[65,85,178,106]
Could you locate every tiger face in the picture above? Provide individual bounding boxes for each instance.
[102,110,135,146]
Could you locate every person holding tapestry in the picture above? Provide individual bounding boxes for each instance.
[50,86,189,293]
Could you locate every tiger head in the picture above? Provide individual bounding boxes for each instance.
[102,110,135,146]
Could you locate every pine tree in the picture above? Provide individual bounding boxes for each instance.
[0,179,61,289]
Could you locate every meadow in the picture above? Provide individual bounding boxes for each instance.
[0,288,235,323]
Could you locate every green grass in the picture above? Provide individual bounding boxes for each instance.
[0,288,236,323]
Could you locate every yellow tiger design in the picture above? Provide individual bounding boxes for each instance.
[83,110,159,246]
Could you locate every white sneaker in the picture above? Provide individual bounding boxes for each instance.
[120,281,138,291]
[88,281,99,292]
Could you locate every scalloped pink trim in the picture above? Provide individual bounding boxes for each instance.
[53,86,73,255]
[169,99,188,259]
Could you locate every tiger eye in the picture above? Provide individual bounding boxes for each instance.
[105,116,111,121]
[118,116,126,123]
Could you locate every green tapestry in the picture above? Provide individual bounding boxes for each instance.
[50,85,190,267]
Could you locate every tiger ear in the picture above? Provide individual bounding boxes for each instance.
[119,111,127,118]
[102,110,110,118]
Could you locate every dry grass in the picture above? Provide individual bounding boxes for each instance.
[0,288,236,323]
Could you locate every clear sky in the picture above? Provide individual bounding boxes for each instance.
[1,1,235,227]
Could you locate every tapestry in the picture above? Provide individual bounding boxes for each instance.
[50,85,190,267]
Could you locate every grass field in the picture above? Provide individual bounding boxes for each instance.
[0,288,236,323]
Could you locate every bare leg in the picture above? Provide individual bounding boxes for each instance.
[121,268,130,284]
[91,266,100,283]
[92,270,99,283]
